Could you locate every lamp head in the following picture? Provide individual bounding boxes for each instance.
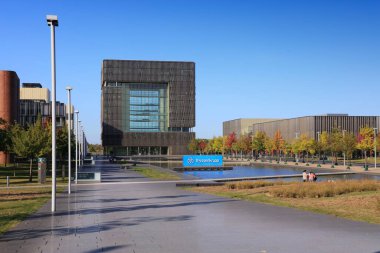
[75,110,79,114]
[46,15,58,26]
[66,86,72,91]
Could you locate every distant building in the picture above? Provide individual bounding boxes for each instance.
[0,70,20,164]
[101,60,195,155]
[249,114,380,141]
[19,83,67,127]
[20,83,50,102]
[223,118,280,137]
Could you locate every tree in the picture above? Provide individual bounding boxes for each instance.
[330,128,343,165]
[198,139,207,154]
[298,134,311,162]
[251,131,267,158]
[88,144,104,155]
[319,131,329,163]
[226,132,237,155]
[56,123,75,168]
[273,130,285,160]
[342,132,356,165]
[235,134,251,158]
[188,138,198,154]
[357,127,374,167]
[0,118,12,166]
[212,136,224,154]
[265,137,275,160]
[11,117,50,182]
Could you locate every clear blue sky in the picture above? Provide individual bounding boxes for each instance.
[1,0,379,144]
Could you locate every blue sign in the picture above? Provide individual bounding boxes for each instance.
[183,155,223,167]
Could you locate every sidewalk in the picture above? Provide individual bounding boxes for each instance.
[1,160,380,253]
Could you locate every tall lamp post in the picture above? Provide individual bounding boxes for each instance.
[317,132,320,164]
[78,120,82,167]
[66,87,72,194]
[75,111,79,184]
[47,15,58,212]
[374,128,378,169]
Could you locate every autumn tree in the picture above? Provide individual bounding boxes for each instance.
[198,139,208,154]
[188,138,199,154]
[273,130,285,161]
[251,131,267,159]
[330,128,344,165]
[319,131,329,163]
[212,136,224,154]
[342,132,356,165]
[226,132,237,156]
[357,127,374,167]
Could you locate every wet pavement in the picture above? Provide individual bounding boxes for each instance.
[1,161,380,253]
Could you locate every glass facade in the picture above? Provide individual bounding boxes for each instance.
[104,82,168,133]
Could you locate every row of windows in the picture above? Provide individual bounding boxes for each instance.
[130,96,160,105]
[130,90,159,97]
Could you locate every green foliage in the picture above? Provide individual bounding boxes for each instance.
[88,144,104,155]
[11,116,50,182]
[357,127,374,165]
[0,118,12,165]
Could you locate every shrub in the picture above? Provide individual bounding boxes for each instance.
[269,180,380,198]
[226,180,281,190]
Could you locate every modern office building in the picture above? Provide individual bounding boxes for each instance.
[0,70,20,164]
[223,118,280,137]
[249,114,380,142]
[19,83,67,128]
[101,60,195,155]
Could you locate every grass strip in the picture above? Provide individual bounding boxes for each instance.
[0,187,64,234]
[132,167,180,180]
[187,180,380,224]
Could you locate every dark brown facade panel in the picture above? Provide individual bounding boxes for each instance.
[251,116,379,143]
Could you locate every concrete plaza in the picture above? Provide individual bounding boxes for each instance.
[1,161,380,253]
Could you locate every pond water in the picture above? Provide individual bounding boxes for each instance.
[182,165,380,181]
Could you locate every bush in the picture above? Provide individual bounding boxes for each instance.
[226,180,281,190]
[269,180,379,198]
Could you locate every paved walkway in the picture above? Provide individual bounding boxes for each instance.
[1,161,380,253]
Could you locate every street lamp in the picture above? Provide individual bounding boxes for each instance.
[78,120,82,167]
[374,128,378,169]
[47,14,58,213]
[66,86,72,194]
[317,132,320,164]
[75,111,79,184]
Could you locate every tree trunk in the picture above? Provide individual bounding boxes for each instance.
[29,158,33,182]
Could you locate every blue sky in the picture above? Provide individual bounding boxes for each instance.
[1,0,379,143]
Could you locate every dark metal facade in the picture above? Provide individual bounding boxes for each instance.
[101,60,195,155]
[249,115,380,141]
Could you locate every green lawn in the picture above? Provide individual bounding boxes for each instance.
[132,167,181,180]
[0,187,64,234]
[0,162,72,186]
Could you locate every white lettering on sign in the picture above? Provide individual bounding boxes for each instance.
[195,158,220,163]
